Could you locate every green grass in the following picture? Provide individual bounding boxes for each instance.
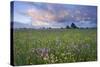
[13,29,97,65]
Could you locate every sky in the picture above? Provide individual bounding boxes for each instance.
[12,1,97,28]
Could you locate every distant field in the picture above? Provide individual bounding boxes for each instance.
[13,29,97,65]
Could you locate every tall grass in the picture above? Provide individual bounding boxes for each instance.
[13,29,97,65]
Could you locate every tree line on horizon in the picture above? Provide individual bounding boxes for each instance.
[48,23,79,29]
[13,23,96,29]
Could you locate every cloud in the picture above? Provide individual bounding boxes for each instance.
[14,1,97,28]
[27,8,56,22]
[31,21,50,26]
[27,8,71,24]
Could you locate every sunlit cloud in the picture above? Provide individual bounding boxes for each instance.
[27,8,71,22]
[58,10,69,19]
[32,21,50,26]
[13,1,97,28]
[27,8,71,26]
[27,8,56,22]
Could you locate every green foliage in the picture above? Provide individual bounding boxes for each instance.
[66,25,70,29]
[13,29,97,65]
[71,23,78,28]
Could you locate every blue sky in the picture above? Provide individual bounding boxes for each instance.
[12,1,97,28]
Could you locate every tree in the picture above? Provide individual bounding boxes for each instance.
[60,27,63,29]
[66,25,70,29]
[42,27,45,29]
[71,23,78,28]
[48,27,51,29]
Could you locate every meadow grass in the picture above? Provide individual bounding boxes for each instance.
[13,29,97,65]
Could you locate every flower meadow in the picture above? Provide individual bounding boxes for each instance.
[13,29,97,65]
